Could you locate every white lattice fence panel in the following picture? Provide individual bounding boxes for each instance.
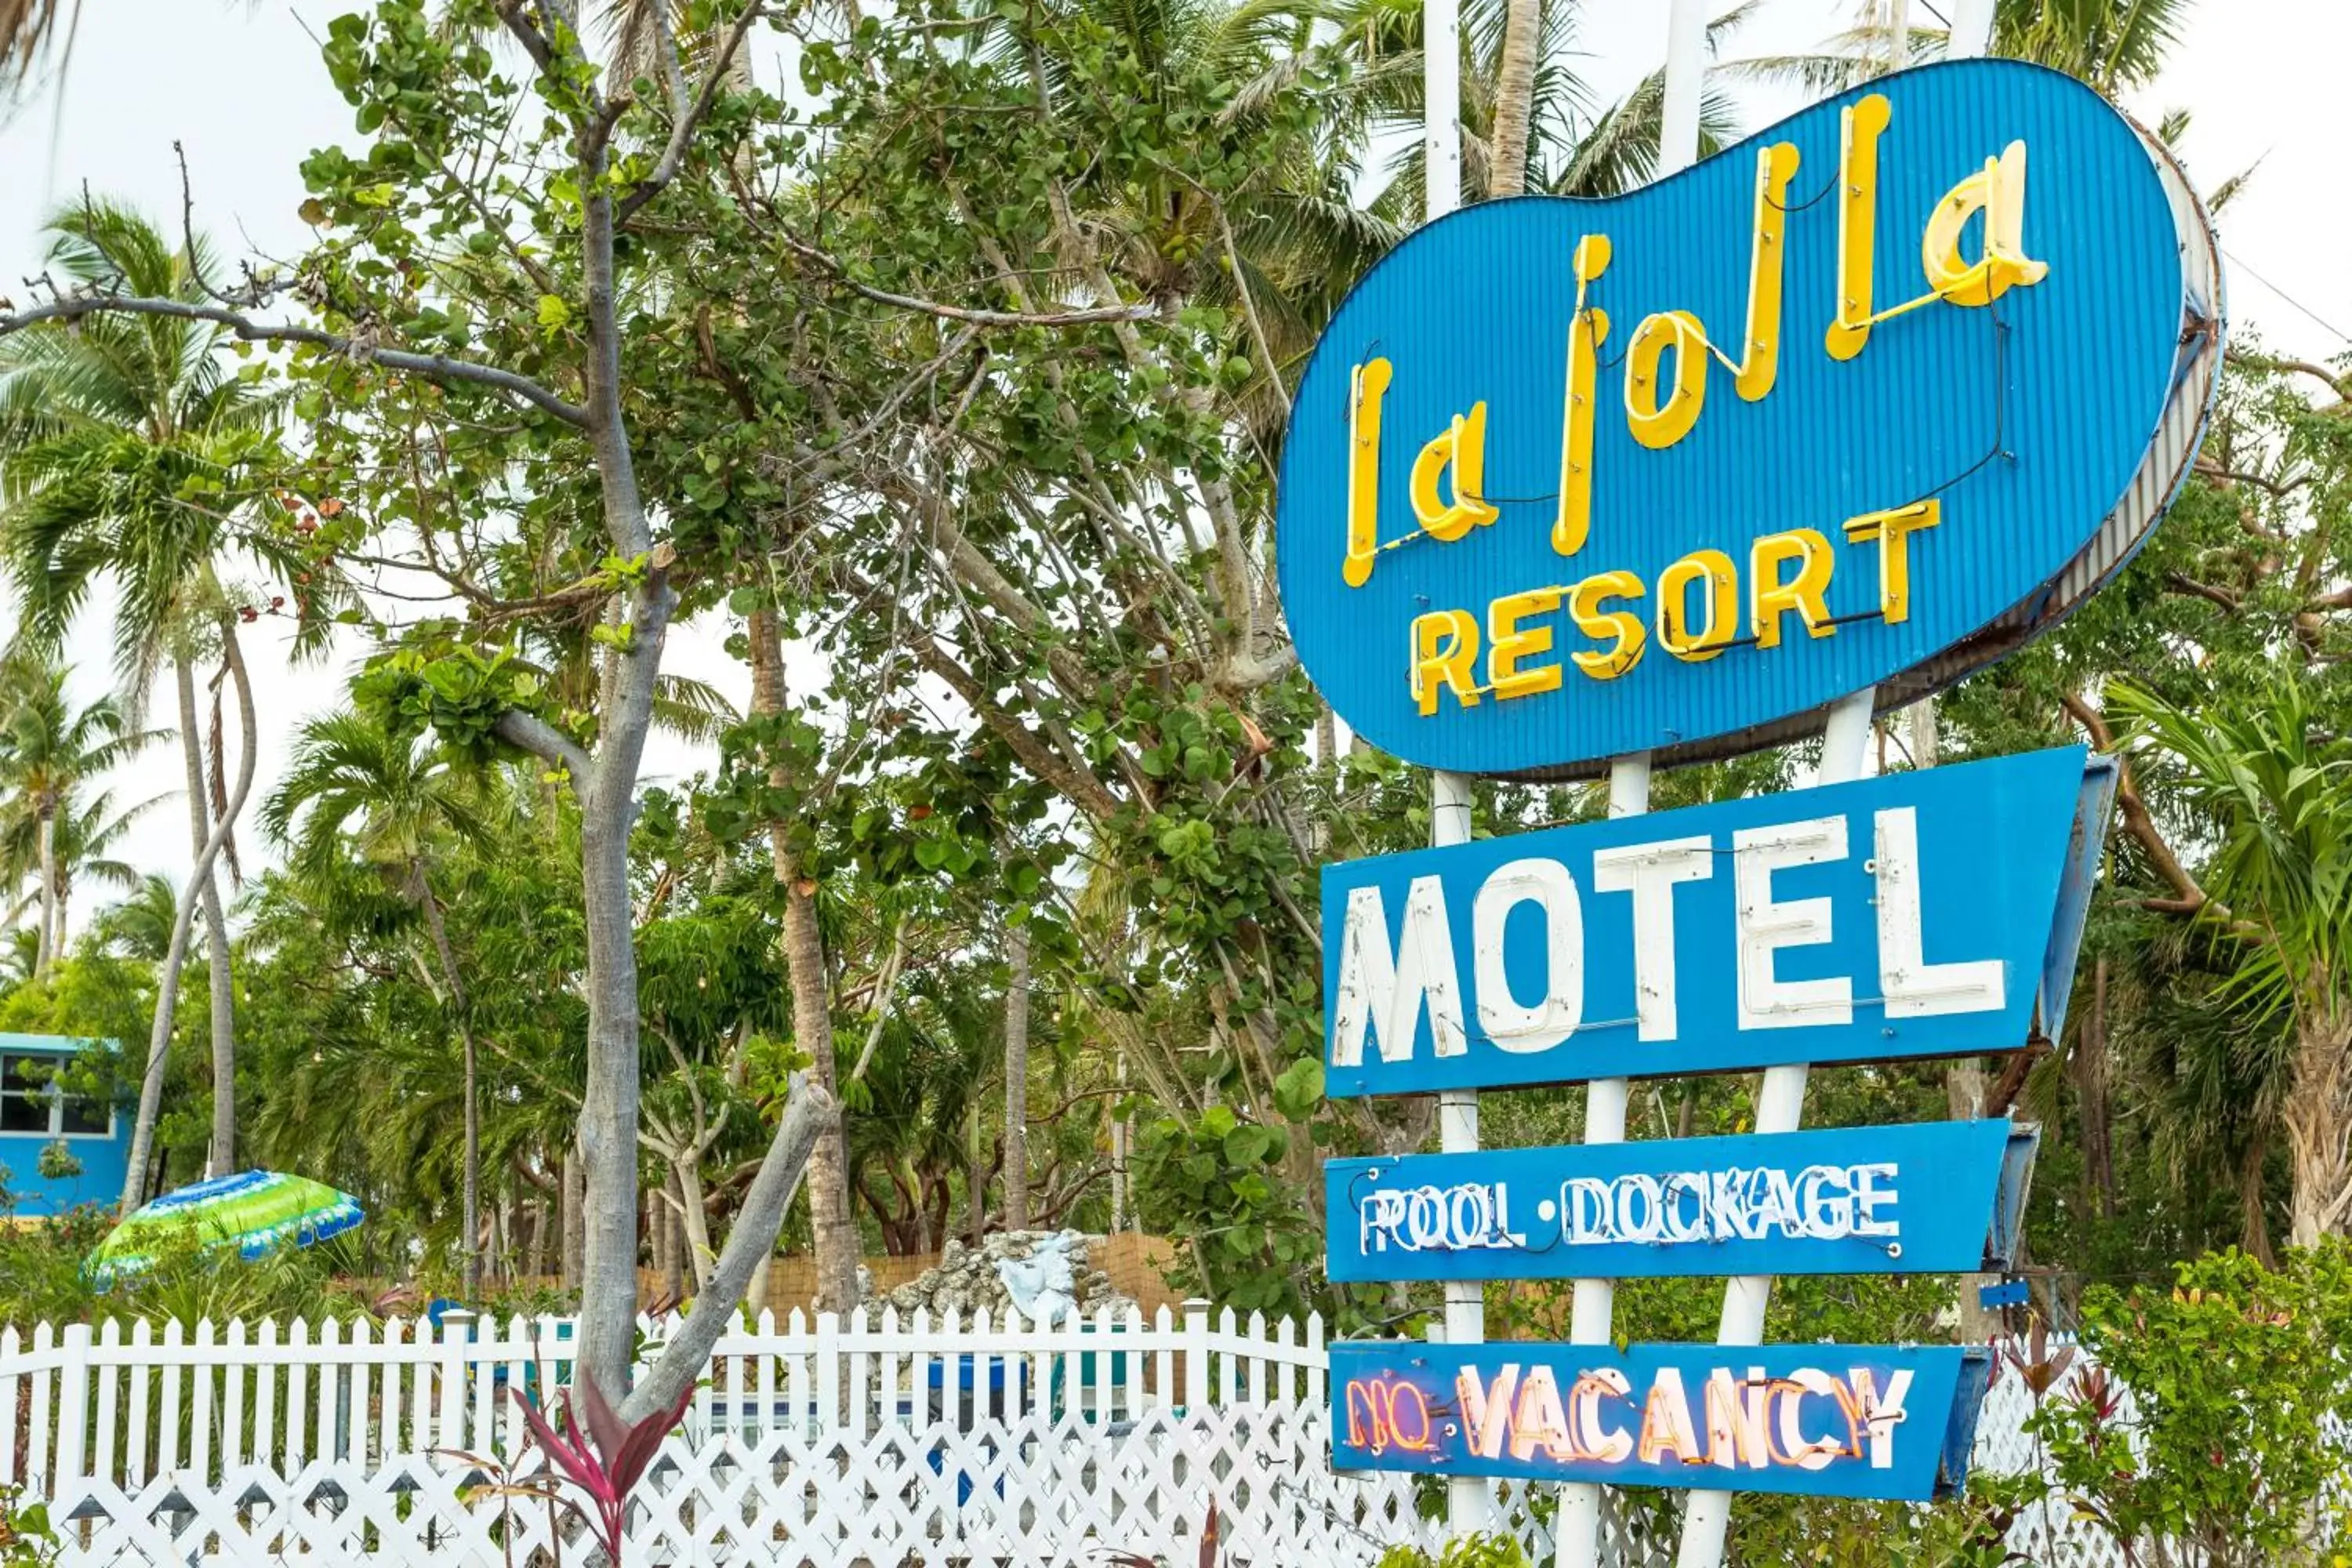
[40,1406,1488,1568]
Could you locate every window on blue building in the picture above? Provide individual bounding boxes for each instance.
[0,1054,47,1133]
[2,1052,111,1137]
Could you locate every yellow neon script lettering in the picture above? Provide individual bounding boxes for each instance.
[1841,499,1941,623]
[1735,143,1802,401]
[1570,571,1648,681]
[1555,234,1613,561]
[1751,528,1836,648]
[1624,310,1709,451]
[1411,609,1482,714]
[1923,142,2049,307]
[1826,93,1892,361]
[1487,587,1565,701]
[1343,358,1393,588]
[1410,404,1502,542]
[1658,548,1739,661]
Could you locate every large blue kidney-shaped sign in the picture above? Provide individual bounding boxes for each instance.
[1275,60,2222,778]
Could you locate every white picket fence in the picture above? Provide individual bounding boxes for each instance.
[0,1303,1568,1567]
[0,1305,2162,1567]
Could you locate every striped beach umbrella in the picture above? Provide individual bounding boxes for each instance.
[89,1170,364,1285]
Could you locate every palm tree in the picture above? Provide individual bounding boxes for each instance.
[2111,677,2352,1247]
[1341,0,1747,216]
[1729,0,2193,102]
[0,781,169,953]
[0,662,162,977]
[0,198,310,1196]
[93,871,180,961]
[262,710,495,1294]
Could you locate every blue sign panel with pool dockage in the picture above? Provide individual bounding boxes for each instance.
[1325,1120,2039,1282]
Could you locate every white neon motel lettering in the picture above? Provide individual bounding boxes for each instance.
[1735,815,1853,1030]
[1423,1363,1912,1472]
[1875,806,2006,1016]
[1330,809,2002,1063]
[1590,835,1710,1042]
[1330,876,1467,1068]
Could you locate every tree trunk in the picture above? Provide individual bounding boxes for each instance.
[2241,1138,2278,1268]
[655,1178,682,1302]
[418,886,481,1301]
[1003,923,1031,1232]
[674,1155,715,1292]
[913,1168,935,1255]
[576,785,651,1382]
[2072,956,2116,1219]
[123,641,256,1214]
[172,652,239,1178]
[619,1080,833,1422]
[748,607,859,1312]
[2283,1014,2352,1248]
[561,1140,585,1290]
[33,808,56,980]
[968,1104,988,1244]
[1488,0,1543,199]
[1947,1060,2002,1340]
[1110,1055,1131,1234]
[204,637,248,1175]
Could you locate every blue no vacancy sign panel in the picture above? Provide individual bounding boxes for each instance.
[1323,744,2106,1096]
[1330,1341,1991,1501]
[1325,1120,2038,1282]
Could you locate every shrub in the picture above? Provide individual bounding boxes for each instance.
[2027,1241,2352,1566]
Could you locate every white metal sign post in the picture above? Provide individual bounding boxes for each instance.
[1671,690,1873,1566]
[1671,11,2001,1559]
[1553,3,1701,1561]
[1422,0,1484,1538]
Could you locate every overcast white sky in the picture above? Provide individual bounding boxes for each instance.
[2,0,2344,925]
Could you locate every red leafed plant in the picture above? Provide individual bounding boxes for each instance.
[509,1375,696,1564]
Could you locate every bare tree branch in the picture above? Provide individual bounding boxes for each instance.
[0,292,589,426]
[495,709,594,788]
[2164,572,2242,614]
[778,233,1167,328]
[616,0,771,223]
[2061,691,2212,916]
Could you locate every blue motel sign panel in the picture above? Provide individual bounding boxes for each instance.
[1321,746,2114,1097]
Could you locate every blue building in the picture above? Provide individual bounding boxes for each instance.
[0,1032,130,1216]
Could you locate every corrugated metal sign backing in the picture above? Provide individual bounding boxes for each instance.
[1274,60,2223,780]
